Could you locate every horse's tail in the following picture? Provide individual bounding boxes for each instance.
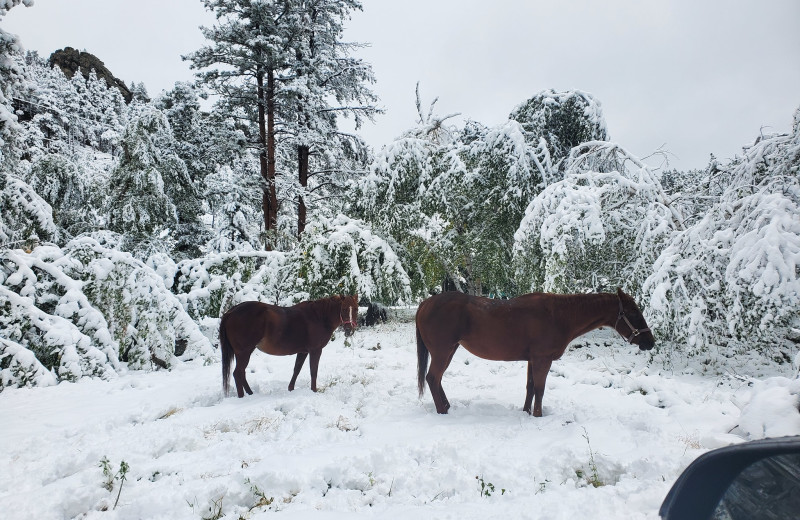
[220,315,233,396]
[416,325,429,397]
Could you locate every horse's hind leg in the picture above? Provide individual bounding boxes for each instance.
[233,349,255,398]
[425,345,457,414]
[288,353,308,391]
[438,346,458,411]
[524,357,552,417]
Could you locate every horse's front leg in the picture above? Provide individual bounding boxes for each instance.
[523,362,534,414]
[308,350,322,392]
[525,356,553,417]
[288,353,308,391]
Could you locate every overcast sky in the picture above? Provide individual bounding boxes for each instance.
[4,0,799,171]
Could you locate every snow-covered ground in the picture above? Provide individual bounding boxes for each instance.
[2,321,799,520]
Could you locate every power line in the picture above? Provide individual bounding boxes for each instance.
[12,95,124,132]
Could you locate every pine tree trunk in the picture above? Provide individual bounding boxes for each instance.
[256,67,280,250]
[266,69,279,238]
[256,67,270,248]
[297,145,309,238]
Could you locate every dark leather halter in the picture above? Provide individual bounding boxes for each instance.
[615,297,650,343]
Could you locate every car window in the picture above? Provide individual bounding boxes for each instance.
[712,453,800,520]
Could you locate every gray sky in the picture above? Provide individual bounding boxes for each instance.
[4,0,799,171]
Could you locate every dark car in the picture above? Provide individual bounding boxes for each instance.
[660,435,800,520]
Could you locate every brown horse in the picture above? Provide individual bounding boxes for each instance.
[220,295,358,398]
[416,289,654,416]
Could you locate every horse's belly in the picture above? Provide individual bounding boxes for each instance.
[257,340,304,356]
[459,340,527,362]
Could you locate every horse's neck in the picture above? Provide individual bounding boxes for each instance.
[559,293,617,341]
[309,298,339,330]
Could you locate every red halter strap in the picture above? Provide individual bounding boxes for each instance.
[340,305,357,328]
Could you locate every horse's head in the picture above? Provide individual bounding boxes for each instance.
[338,294,359,337]
[615,288,654,351]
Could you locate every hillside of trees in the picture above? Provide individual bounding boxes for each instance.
[1,0,798,388]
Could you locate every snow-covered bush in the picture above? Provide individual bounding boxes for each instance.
[66,237,213,369]
[0,336,58,389]
[289,214,412,304]
[0,172,57,247]
[645,110,800,361]
[355,96,565,297]
[0,244,121,389]
[450,120,550,294]
[352,130,448,296]
[173,250,289,319]
[513,142,683,299]
[174,215,412,318]
[0,237,214,389]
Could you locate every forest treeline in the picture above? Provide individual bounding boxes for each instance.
[1,0,798,388]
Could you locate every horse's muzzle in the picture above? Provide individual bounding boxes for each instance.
[638,339,655,351]
[343,325,355,337]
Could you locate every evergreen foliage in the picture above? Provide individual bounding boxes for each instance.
[1,2,798,386]
[106,107,202,259]
[509,89,608,178]
[644,109,800,362]
[513,142,683,299]
[0,0,34,168]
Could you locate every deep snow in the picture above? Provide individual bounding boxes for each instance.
[2,321,799,520]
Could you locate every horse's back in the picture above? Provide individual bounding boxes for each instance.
[222,301,284,349]
[417,292,560,361]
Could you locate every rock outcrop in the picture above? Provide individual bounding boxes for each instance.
[49,47,133,103]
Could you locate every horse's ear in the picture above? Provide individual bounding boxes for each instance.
[617,287,625,298]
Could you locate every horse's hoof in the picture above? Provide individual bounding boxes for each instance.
[533,410,542,417]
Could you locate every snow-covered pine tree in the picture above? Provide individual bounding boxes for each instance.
[509,89,609,180]
[0,0,34,169]
[0,171,57,248]
[106,107,201,259]
[205,159,262,253]
[156,82,212,184]
[27,153,92,239]
[282,0,379,237]
[188,0,303,247]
